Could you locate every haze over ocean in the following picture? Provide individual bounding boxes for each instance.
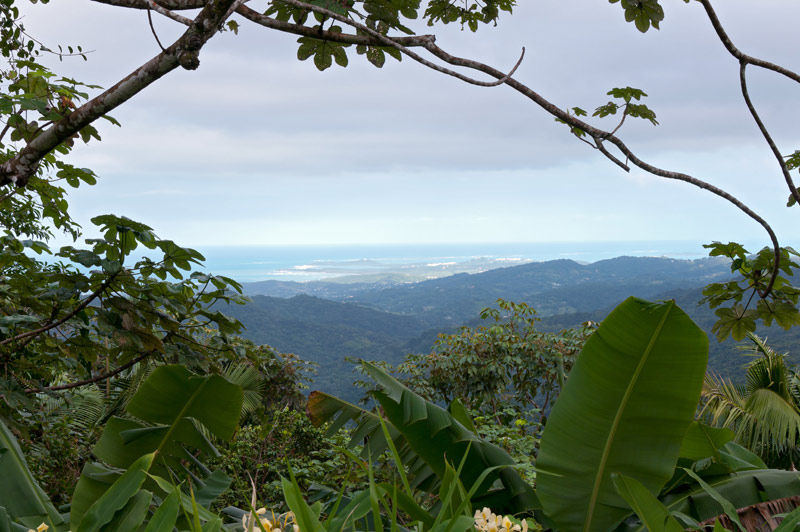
[192,240,761,283]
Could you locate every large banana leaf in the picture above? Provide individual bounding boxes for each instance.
[70,364,242,529]
[536,297,708,532]
[0,418,67,532]
[307,391,434,487]
[362,361,538,513]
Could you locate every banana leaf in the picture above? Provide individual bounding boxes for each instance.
[70,365,242,528]
[536,297,708,532]
[0,418,67,531]
[307,391,435,489]
[361,360,538,514]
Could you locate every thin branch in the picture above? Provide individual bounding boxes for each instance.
[420,40,782,298]
[91,0,206,10]
[147,5,168,51]
[0,272,118,346]
[236,5,435,47]
[593,138,629,172]
[270,0,524,88]
[698,0,800,84]
[0,0,238,187]
[24,349,155,393]
[609,108,628,136]
[147,0,193,26]
[739,62,800,207]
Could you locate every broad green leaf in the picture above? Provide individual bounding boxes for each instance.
[683,469,744,531]
[143,489,180,532]
[126,365,242,441]
[678,422,734,461]
[75,452,154,532]
[0,419,66,531]
[100,490,152,532]
[361,361,538,514]
[536,297,708,532]
[612,474,684,532]
[655,469,800,526]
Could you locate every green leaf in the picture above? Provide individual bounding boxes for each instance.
[536,297,708,532]
[100,490,152,532]
[0,419,66,531]
[712,304,757,342]
[678,421,734,462]
[682,469,744,532]
[362,361,538,513]
[612,474,684,532]
[143,489,180,532]
[75,453,155,532]
[126,365,242,441]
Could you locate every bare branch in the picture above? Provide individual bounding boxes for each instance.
[739,62,800,207]
[421,40,782,297]
[147,5,168,51]
[593,138,630,172]
[0,0,238,187]
[698,0,800,84]
[147,0,192,26]
[0,272,119,347]
[24,349,156,393]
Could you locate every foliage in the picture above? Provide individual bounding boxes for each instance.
[306,297,800,532]
[701,243,800,341]
[700,333,800,468]
[536,297,708,532]
[394,299,593,419]
[0,364,244,532]
[209,407,334,511]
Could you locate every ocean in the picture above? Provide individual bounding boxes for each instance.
[189,240,735,283]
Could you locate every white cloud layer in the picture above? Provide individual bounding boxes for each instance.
[17,0,800,250]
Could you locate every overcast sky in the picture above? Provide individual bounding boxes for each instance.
[15,0,800,252]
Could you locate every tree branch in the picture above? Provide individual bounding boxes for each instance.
[236,5,436,48]
[698,0,800,84]
[0,272,119,347]
[90,0,206,10]
[0,0,238,187]
[24,349,155,393]
[739,62,800,207]
[420,40,782,297]
[147,0,192,26]
[267,0,524,88]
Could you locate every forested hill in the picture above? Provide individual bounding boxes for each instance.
[223,256,762,400]
[219,294,428,398]
[243,256,731,328]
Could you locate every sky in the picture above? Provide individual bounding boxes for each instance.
[13,0,800,251]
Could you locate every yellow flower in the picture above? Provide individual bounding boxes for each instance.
[26,525,48,532]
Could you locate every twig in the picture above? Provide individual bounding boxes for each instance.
[272,0,524,88]
[420,40,782,298]
[24,349,155,393]
[147,0,192,25]
[147,5,167,51]
[0,272,118,346]
[739,62,800,207]
[698,0,800,84]
[593,138,629,172]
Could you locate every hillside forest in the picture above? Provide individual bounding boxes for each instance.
[3,1,800,532]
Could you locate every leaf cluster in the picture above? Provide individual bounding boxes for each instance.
[701,243,800,341]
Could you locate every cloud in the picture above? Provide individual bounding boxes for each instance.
[17,0,800,248]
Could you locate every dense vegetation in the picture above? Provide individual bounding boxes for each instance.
[2,0,800,531]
